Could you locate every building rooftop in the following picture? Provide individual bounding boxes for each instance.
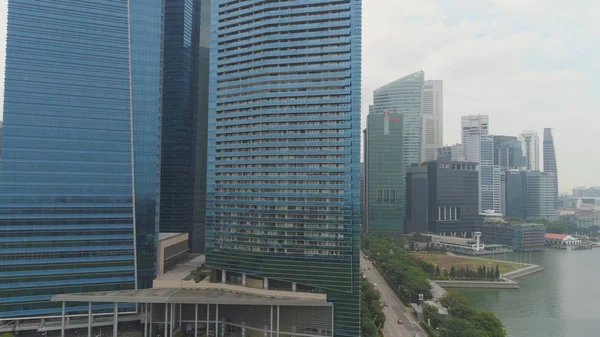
[545,233,571,240]
[159,232,187,241]
[51,287,329,307]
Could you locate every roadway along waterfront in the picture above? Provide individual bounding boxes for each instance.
[361,253,422,337]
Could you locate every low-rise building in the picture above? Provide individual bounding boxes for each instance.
[545,233,582,247]
[481,222,546,252]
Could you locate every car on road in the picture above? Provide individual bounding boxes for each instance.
[384,302,388,306]
[367,267,371,270]
[373,283,377,287]
[397,319,403,324]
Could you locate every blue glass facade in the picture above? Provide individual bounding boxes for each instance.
[160,0,211,253]
[0,0,162,318]
[206,1,362,336]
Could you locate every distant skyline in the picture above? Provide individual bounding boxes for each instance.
[0,0,598,192]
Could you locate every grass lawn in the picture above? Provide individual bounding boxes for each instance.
[413,253,526,274]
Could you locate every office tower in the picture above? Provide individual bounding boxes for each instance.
[364,112,404,235]
[422,80,443,162]
[543,128,558,176]
[462,116,501,213]
[371,71,424,167]
[405,165,429,233]
[206,1,362,336]
[160,0,210,253]
[461,115,489,161]
[0,0,163,318]
[480,135,502,213]
[437,144,465,161]
[493,135,526,170]
[519,130,539,171]
[406,161,480,236]
[505,170,526,219]
[525,171,559,221]
[505,171,558,221]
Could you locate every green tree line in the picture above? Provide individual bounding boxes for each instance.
[362,235,507,337]
[424,292,506,337]
[433,264,500,280]
[360,277,385,337]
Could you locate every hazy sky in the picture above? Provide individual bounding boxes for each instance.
[0,0,597,193]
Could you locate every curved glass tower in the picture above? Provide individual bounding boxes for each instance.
[0,0,162,318]
[207,1,362,335]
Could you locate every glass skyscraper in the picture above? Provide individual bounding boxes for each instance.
[371,71,424,167]
[206,1,362,336]
[0,0,162,318]
[364,112,404,235]
[160,0,211,253]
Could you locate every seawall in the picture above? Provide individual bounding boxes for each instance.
[503,264,543,279]
[434,279,519,289]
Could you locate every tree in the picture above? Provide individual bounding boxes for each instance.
[423,304,443,329]
[439,317,489,337]
[470,312,506,337]
[440,292,474,319]
[449,266,456,278]
[435,264,441,277]
[495,265,500,279]
[173,330,185,337]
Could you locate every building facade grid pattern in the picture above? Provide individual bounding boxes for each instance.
[206,1,362,336]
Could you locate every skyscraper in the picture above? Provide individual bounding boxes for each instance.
[159,0,210,253]
[462,115,501,213]
[0,0,163,318]
[364,112,404,235]
[422,80,443,162]
[206,1,362,336]
[371,71,424,167]
[461,115,489,161]
[480,135,502,213]
[493,135,526,170]
[519,130,539,171]
[525,171,559,221]
[543,128,558,176]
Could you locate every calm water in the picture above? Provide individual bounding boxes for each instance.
[458,249,600,337]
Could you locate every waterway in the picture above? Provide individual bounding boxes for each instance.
[458,249,600,337]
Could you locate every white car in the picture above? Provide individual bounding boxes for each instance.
[373,283,377,287]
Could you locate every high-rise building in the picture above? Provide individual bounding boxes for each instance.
[519,130,539,171]
[206,1,362,336]
[493,135,526,170]
[361,161,366,231]
[525,171,559,221]
[0,0,163,318]
[406,160,480,236]
[480,135,502,213]
[364,112,404,235]
[422,80,443,162]
[437,144,465,161]
[159,0,210,253]
[371,71,424,167]
[505,170,526,219]
[543,128,558,177]
[405,165,429,233]
[462,116,500,214]
[461,115,489,161]
[505,171,558,221]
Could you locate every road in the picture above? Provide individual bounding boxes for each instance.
[361,253,423,337]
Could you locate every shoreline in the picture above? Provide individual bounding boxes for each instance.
[430,255,544,289]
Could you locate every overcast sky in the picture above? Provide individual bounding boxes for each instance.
[0,0,597,193]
